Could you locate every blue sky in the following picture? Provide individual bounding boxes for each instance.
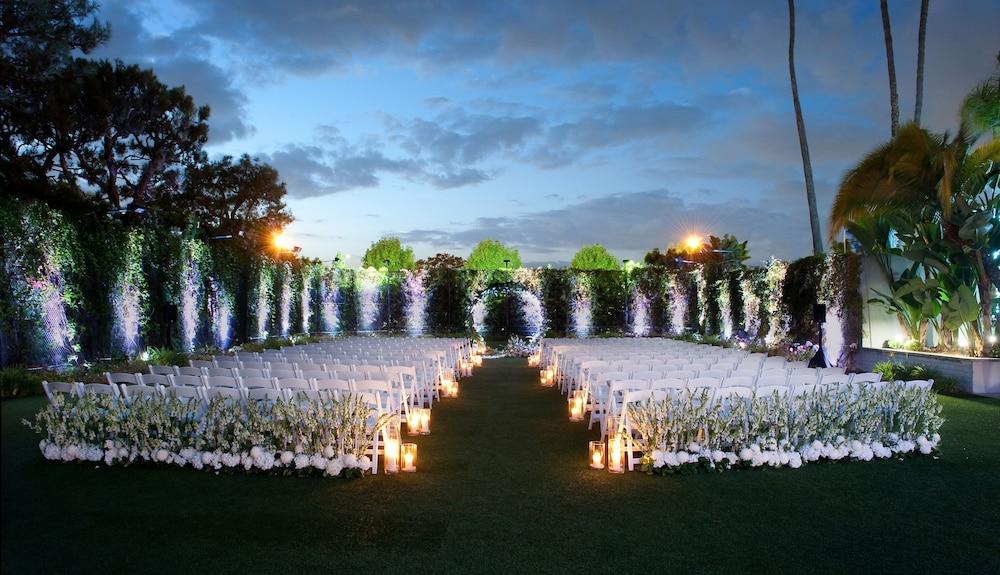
[91,0,999,265]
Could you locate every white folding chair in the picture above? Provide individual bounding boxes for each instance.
[849,373,882,385]
[80,383,120,398]
[240,377,276,390]
[121,383,162,402]
[138,373,170,386]
[105,372,140,386]
[148,365,177,376]
[42,381,80,403]
[168,374,205,388]
[204,376,240,389]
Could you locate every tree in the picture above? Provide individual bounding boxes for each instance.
[465,239,522,270]
[2,58,210,211]
[416,253,465,269]
[829,80,1000,352]
[787,0,823,255]
[179,154,292,240]
[362,237,415,271]
[570,244,620,270]
[880,0,900,137]
[0,0,109,201]
[914,0,929,125]
[72,61,210,210]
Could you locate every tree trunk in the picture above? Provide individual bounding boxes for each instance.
[973,250,995,353]
[914,0,929,125]
[787,0,824,256]
[881,0,899,136]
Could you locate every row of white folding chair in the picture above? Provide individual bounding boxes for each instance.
[42,381,120,403]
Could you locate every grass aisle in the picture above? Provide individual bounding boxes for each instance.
[2,358,999,574]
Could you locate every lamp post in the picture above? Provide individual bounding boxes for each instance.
[383,259,391,332]
[503,259,511,337]
[622,259,631,332]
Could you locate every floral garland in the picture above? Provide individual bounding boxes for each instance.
[627,382,943,474]
[23,394,393,478]
[764,258,789,345]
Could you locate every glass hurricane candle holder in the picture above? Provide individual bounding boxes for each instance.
[407,411,421,436]
[608,433,625,474]
[568,390,585,422]
[401,443,417,472]
[589,441,605,469]
[473,354,483,367]
[384,423,401,474]
[419,408,431,435]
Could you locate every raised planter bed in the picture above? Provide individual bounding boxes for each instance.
[855,347,1000,395]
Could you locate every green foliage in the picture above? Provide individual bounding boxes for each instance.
[540,269,570,336]
[0,367,47,399]
[782,255,826,343]
[465,240,522,270]
[145,347,188,367]
[872,360,959,393]
[570,245,620,270]
[178,154,293,239]
[362,237,415,271]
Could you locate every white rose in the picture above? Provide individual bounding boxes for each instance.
[849,440,863,453]
[712,450,725,463]
[201,452,214,465]
[343,454,358,468]
[294,454,310,469]
[788,453,802,469]
[676,451,690,465]
[310,455,327,470]
[724,453,739,466]
[663,452,679,467]
[156,449,169,462]
[687,442,700,454]
[250,446,263,459]
[919,442,933,455]
[242,454,254,470]
[739,448,753,462]
[810,440,824,452]
[359,456,371,471]
[280,451,294,465]
[778,452,790,466]
[66,445,79,459]
[322,445,336,459]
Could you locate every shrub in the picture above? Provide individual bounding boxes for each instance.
[871,360,959,394]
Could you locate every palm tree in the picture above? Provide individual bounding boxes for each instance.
[787,0,823,255]
[829,110,1000,351]
[914,0,929,125]
[880,0,899,136]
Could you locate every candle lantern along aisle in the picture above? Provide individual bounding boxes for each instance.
[384,421,401,474]
[568,390,585,422]
[608,433,625,474]
[401,443,418,472]
[589,441,606,469]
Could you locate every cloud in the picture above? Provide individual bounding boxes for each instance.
[398,188,816,263]
[91,1,252,144]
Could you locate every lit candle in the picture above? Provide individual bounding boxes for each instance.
[407,411,420,436]
[385,438,400,474]
[401,443,417,472]
[608,434,624,473]
[589,441,605,469]
[568,390,585,422]
[419,408,431,435]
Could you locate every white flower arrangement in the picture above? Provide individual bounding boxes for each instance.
[24,394,393,479]
[627,382,944,474]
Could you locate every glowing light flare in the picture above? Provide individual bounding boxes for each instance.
[272,231,293,252]
[684,235,703,252]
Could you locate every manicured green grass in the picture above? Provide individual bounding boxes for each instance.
[2,358,998,574]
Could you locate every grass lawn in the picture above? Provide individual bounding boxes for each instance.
[2,358,998,574]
